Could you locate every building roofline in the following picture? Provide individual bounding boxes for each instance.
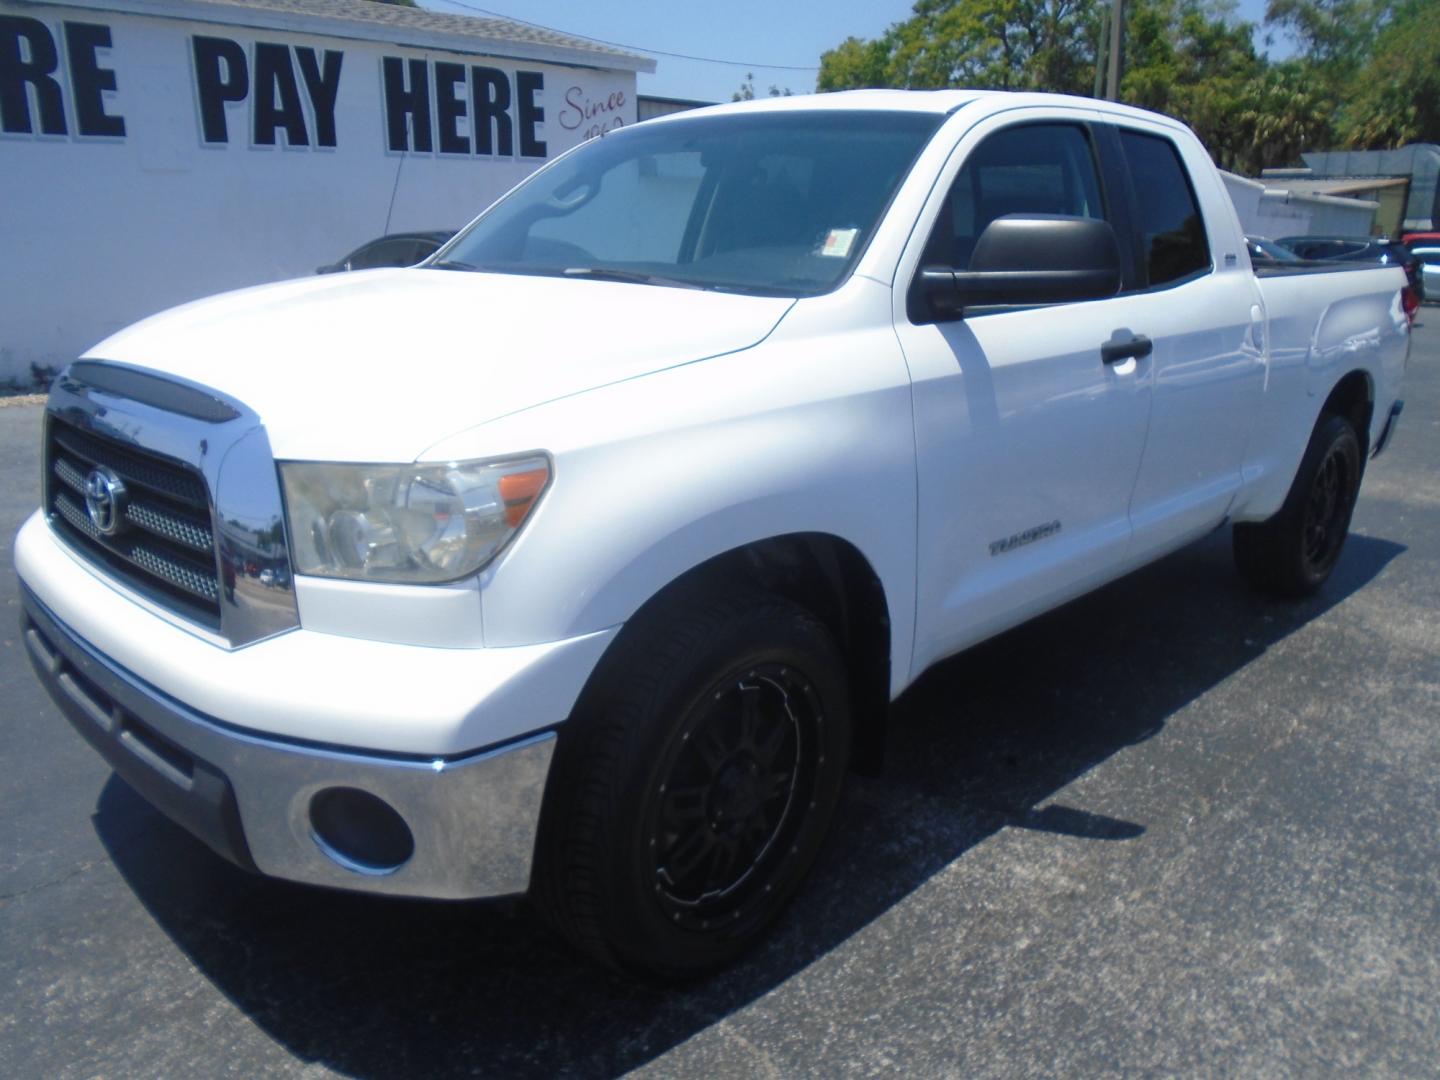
[1220,171,1381,212]
[39,0,657,73]
[637,94,719,109]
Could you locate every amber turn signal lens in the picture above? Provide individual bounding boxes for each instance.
[498,467,550,527]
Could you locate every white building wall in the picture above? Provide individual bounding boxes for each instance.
[1222,171,1311,238]
[0,3,638,383]
[1305,199,1379,236]
[1221,170,1378,241]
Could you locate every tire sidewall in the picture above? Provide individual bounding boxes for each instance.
[1288,415,1362,591]
[597,603,851,978]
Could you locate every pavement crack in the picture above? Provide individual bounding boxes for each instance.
[0,860,97,904]
[713,1019,785,1080]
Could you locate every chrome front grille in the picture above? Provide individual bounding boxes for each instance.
[45,414,222,627]
[44,361,299,648]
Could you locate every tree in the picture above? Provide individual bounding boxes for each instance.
[1228,61,1338,173]
[1335,0,1440,147]
[814,0,1429,168]
[816,36,893,91]
[1264,0,1382,72]
[817,0,1101,94]
[732,73,794,101]
[1118,0,1334,172]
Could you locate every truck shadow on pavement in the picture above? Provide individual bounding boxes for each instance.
[93,528,1404,1078]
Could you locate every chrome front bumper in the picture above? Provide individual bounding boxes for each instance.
[21,586,556,900]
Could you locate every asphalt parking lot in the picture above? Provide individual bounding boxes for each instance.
[2,321,1437,1078]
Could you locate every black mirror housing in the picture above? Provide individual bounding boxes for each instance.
[911,214,1122,323]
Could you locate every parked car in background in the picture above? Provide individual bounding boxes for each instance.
[316,230,456,274]
[1402,232,1440,303]
[1277,235,1422,298]
[1245,235,1303,266]
[1278,234,1423,320]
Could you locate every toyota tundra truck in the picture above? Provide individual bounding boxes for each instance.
[16,91,1409,978]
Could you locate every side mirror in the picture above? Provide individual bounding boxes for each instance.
[912,215,1122,323]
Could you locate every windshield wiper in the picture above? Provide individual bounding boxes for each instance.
[561,267,707,290]
[428,259,481,272]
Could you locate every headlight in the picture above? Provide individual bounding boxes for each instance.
[280,455,550,583]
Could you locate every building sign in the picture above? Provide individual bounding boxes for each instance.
[190,36,343,147]
[0,14,628,156]
[0,17,125,136]
[0,4,641,383]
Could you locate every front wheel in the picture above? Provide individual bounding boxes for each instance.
[1234,412,1363,597]
[532,588,852,979]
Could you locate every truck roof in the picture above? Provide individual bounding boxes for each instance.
[653,89,1193,135]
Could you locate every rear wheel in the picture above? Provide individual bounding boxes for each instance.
[1234,412,1363,597]
[532,587,851,979]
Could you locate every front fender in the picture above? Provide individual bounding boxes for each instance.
[425,304,919,698]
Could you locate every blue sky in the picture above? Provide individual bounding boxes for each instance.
[426,0,1285,105]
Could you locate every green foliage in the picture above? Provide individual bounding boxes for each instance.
[1119,0,1335,173]
[816,36,895,91]
[818,1,1102,94]
[733,74,795,101]
[1264,0,1380,72]
[1228,62,1339,173]
[814,0,1436,170]
[1336,0,1440,146]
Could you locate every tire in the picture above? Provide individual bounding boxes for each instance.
[531,587,852,980]
[1233,412,1363,597]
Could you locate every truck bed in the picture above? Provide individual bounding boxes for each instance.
[1253,260,1398,278]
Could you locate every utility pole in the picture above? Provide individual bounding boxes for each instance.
[1104,0,1125,101]
[1093,13,1110,99]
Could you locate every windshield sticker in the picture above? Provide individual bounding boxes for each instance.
[820,228,859,258]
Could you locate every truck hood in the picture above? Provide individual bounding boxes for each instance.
[87,269,795,461]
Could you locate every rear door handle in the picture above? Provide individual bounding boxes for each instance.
[1101,334,1153,365]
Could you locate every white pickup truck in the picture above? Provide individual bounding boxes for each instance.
[17,91,1408,978]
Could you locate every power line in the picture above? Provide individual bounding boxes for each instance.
[431,0,821,70]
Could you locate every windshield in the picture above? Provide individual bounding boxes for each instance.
[432,110,944,297]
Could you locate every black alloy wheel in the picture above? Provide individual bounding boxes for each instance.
[532,587,852,979]
[646,663,825,933]
[1234,411,1363,597]
[1301,439,1357,578]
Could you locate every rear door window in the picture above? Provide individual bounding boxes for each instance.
[1117,130,1210,287]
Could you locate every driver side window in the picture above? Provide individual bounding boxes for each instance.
[923,123,1106,270]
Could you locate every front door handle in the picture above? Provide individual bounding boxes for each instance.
[1101,334,1153,365]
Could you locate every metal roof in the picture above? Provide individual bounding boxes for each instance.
[1293,145,1440,230]
[50,0,656,72]
[1301,144,1440,179]
[1260,177,1410,198]
[1222,170,1381,212]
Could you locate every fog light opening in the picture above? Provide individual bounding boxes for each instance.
[309,787,415,875]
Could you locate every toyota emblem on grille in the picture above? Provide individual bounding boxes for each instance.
[84,467,128,536]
